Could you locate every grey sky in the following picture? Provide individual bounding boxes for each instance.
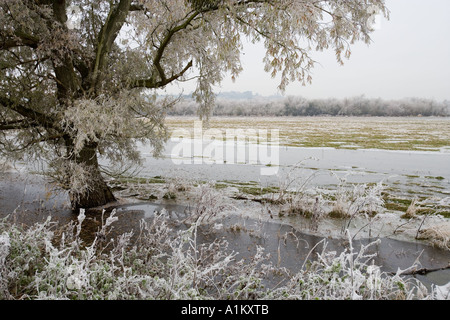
[169,0,450,100]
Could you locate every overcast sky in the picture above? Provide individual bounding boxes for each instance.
[168,0,450,101]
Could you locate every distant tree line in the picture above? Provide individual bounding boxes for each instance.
[168,95,450,117]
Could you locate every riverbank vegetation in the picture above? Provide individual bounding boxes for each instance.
[0,208,446,300]
[1,170,449,300]
[111,173,450,250]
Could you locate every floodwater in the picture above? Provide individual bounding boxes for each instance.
[0,172,448,289]
[137,140,450,195]
[128,139,450,226]
[115,201,450,289]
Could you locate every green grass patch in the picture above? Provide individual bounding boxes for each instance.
[116,176,166,184]
[383,197,412,212]
[425,176,445,181]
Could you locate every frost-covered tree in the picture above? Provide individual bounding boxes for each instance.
[0,0,388,209]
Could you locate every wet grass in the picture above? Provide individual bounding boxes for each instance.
[383,194,450,219]
[384,197,413,212]
[214,180,280,196]
[439,211,450,219]
[425,176,446,181]
[114,174,450,219]
[114,175,166,185]
[166,116,450,152]
[238,186,279,196]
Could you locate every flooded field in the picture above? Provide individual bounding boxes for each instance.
[5,116,449,234]
[1,116,449,295]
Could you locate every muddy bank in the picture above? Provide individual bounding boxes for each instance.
[0,171,449,289]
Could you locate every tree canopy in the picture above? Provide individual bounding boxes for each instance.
[0,0,388,208]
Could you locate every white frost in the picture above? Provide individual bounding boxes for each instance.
[433,282,450,300]
[0,233,10,264]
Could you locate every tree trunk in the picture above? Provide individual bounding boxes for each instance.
[69,143,116,210]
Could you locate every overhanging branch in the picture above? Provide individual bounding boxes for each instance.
[0,30,40,50]
[0,119,38,131]
[130,0,272,90]
[132,60,193,89]
[0,96,57,131]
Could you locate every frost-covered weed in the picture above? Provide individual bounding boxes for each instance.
[327,181,386,236]
[187,182,234,224]
[0,232,10,298]
[271,160,320,205]
[0,212,445,300]
[164,175,193,194]
[331,181,385,220]
[271,232,430,300]
[269,166,385,232]
[417,223,450,250]
[271,161,327,230]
